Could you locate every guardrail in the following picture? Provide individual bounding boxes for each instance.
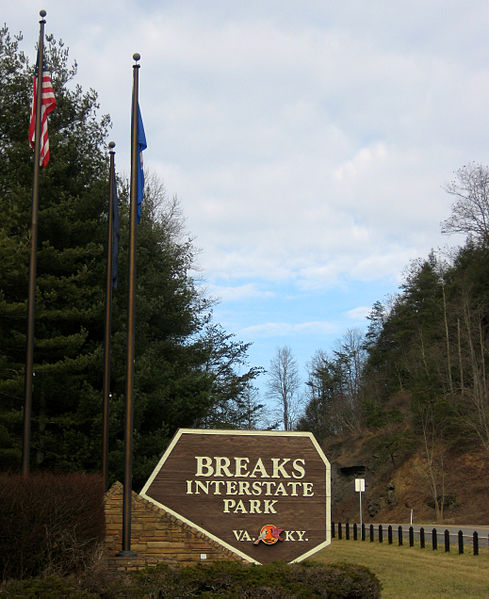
[331,522,484,555]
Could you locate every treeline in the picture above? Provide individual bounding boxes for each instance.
[297,163,489,518]
[0,26,264,489]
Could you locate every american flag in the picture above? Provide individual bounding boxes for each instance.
[28,53,56,167]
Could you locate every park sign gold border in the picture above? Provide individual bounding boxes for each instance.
[140,429,331,564]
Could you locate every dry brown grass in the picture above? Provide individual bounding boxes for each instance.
[314,538,489,598]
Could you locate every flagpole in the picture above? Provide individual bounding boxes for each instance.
[102,141,116,492]
[119,53,141,556]
[23,9,47,477]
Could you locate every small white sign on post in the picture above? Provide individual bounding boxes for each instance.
[354,478,365,525]
[355,478,365,493]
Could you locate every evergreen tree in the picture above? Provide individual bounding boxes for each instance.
[297,350,343,440]
[298,331,366,439]
[196,323,265,429]
[0,25,262,488]
[0,28,110,470]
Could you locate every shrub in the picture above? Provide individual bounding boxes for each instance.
[1,561,381,597]
[0,574,98,598]
[0,472,105,580]
[125,560,382,598]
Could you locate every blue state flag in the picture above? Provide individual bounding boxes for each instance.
[136,104,147,224]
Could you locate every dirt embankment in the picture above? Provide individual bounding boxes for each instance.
[323,429,489,526]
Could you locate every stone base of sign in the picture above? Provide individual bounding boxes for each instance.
[104,482,244,571]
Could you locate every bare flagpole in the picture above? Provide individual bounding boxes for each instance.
[102,141,116,492]
[119,53,141,556]
[23,10,47,477]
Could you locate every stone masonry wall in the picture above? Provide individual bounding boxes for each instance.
[104,482,244,572]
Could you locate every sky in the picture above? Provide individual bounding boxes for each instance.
[5,1,489,405]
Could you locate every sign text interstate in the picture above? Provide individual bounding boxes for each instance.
[185,455,315,515]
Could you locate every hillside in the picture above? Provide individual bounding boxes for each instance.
[294,166,489,528]
[323,426,489,525]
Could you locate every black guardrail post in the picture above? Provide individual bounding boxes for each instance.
[342,523,485,557]
[444,529,450,552]
[458,530,463,554]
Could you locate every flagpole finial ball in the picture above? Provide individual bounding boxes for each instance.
[133,53,141,62]
[40,9,47,17]
[109,141,115,150]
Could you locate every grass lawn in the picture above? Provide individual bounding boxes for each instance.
[314,538,489,598]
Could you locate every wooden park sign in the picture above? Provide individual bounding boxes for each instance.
[140,429,331,564]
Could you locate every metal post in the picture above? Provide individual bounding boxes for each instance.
[23,10,46,477]
[359,488,363,527]
[119,53,141,557]
[102,142,116,492]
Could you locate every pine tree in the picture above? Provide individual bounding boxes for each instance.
[0,28,110,470]
[0,26,262,487]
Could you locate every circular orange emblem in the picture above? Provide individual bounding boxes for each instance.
[253,524,285,545]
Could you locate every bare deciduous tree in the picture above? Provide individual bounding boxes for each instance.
[267,346,301,431]
[459,291,489,451]
[417,401,447,522]
[442,163,489,242]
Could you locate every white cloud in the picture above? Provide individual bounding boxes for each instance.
[6,0,489,376]
[11,4,484,287]
[333,143,388,181]
[205,283,274,302]
[241,321,335,338]
[346,306,371,321]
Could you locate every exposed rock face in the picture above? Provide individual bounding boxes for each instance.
[323,430,489,525]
